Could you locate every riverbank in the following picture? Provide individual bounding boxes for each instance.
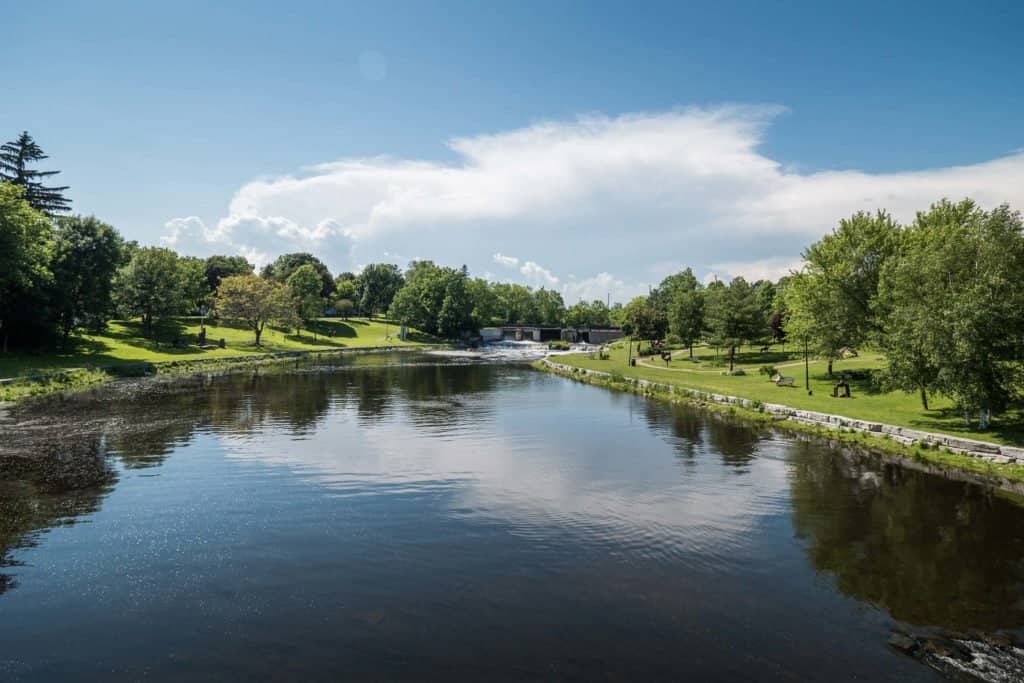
[536,357,1024,490]
[0,316,442,402]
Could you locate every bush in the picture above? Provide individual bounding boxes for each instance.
[758,365,778,377]
[721,369,746,376]
[547,340,571,351]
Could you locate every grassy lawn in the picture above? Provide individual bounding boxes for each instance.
[0,317,438,379]
[552,343,1024,447]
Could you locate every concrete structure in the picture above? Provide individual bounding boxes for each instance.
[479,326,625,343]
[561,328,624,344]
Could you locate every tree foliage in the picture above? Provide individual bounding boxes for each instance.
[287,264,325,336]
[216,274,294,345]
[665,268,704,356]
[261,252,335,298]
[0,183,54,350]
[621,296,668,341]
[878,200,1024,423]
[113,247,184,338]
[704,276,765,371]
[50,215,123,341]
[785,210,900,375]
[204,255,253,291]
[0,132,71,215]
[357,263,404,315]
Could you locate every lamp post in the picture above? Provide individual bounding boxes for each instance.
[804,337,810,394]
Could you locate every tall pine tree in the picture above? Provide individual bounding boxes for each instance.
[0,131,71,215]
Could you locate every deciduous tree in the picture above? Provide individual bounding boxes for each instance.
[215,274,293,346]
[50,215,123,342]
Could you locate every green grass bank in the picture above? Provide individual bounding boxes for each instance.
[0,316,439,401]
[536,344,1024,489]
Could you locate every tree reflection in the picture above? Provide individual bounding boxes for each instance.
[642,401,762,470]
[788,442,1024,631]
[0,434,113,596]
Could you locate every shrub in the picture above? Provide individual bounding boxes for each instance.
[758,365,778,376]
[721,369,746,376]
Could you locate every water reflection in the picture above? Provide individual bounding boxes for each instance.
[0,354,1023,680]
[0,434,113,595]
[788,442,1024,631]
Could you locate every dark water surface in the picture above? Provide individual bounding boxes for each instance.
[2,353,1024,681]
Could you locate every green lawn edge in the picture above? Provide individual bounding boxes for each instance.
[0,316,443,402]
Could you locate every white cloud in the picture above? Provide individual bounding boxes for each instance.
[492,252,519,268]
[160,216,208,249]
[519,260,559,288]
[161,106,1024,300]
[709,257,804,282]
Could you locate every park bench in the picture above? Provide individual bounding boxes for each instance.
[773,375,795,387]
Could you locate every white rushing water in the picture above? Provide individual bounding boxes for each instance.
[429,340,600,362]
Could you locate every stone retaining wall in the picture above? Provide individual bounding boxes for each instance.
[541,359,1023,466]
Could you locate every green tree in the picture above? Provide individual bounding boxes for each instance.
[0,183,54,351]
[330,278,357,319]
[665,268,704,357]
[357,263,404,316]
[533,288,566,325]
[388,261,477,337]
[204,255,253,291]
[0,132,71,215]
[287,264,325,337]
[621,296,668,343]
[492,283,538,324]
[467,278,500,327]
[215,274,294,346]
[785,211,901,375]
[704,277,765,371]
[878,199,1024,425]
[261,253,335,298]
[436,271,475,338]
[50,215,124,343]
[177,256,211,314]
[564,300,612,329]
[113,247,183,338]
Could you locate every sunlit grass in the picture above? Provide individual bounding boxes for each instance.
[0,316,437,379]
[553,343,1024,446]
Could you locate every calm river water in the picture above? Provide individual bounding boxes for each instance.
[2,352,1023,681]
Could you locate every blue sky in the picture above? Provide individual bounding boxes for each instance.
[7,0,1024,301]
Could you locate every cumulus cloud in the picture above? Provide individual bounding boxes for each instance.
[492,253,520,268]
[161,106,1024,298]
[519,260,559,288]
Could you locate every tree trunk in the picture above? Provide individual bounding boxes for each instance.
[144,313,153,339]
[255,324,263,346]
[919,387,929,411]
[688,342,693,358]
[827,359,833,377]
[729,345,735,372]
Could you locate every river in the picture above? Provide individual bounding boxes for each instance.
[1,352,1022,681]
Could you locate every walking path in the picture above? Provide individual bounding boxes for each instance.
[634,353,818,374]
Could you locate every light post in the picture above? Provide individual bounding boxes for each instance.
[804,337,810,394]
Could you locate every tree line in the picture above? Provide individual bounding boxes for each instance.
[0,132,611,349]
[3,131,1022,426]
[633,201,1024,429]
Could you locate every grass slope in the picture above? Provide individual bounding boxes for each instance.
[0,317,437,379]
[552,344,1024,447]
